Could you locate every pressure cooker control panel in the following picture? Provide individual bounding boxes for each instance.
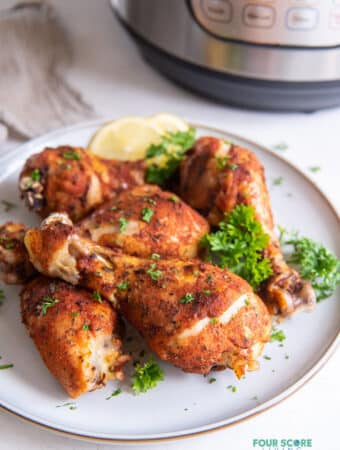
[191,0,340,47]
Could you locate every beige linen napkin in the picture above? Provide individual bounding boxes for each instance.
[0,1,93,139]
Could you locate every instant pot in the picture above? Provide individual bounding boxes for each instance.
[112,0,340,112]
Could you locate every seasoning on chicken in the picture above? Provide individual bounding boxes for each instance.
[80,184,209,258]
[21,276,129,398]
[0,222,35,284]
[24,213,272,378]
[179,137,316,316]
[19,146,145,221]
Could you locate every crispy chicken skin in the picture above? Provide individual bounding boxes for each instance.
[179,137,316,317]
[0,222,35,284]
[19,146,145,221]
[21,276,129,398]
[80,185,209,258]
[24,213,272,378]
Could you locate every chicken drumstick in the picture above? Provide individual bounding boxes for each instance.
[19,146,145,221]
[179,137,316,316]
[24,213,272,378]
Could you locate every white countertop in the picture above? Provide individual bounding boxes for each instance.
[0,1,339,449]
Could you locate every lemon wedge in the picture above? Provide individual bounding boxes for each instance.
[147,113,189,133]
[88,117,161,161]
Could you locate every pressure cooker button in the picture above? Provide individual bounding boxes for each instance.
[286,7,319,30]
[243,5,275,28]
[201,0,232,23]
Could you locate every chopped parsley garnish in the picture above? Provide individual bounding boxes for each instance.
[273,176,283,186]
[216,155,228,170]
[117,281,129,291]
[62,150,81,160]
[272,142,289,151]
[203,289,211,295]
[270,328,286,343]
[263,355,271,360]
[0,237,15,250]
[280,229,340,301]
[146,263,162,281]
[209,317,217,325]
[0,363,13,370]
[227,385,237,393]
[40,296,59,316]
[92,290,102,302]
[82,323,89,331]
[169,195,180,203]
[141,207,154,223]
[179,293,195,304]
[228,163,238,171]
[309,166,321,173]
[144,197,156,206]
[70,312,79,318]
[209,377,216,384]
[201,205,273,290]
[110,205,118,211]
[31,168,41,181]
[56,402,77,410]
[106,388,122,400]
[0,289,4,305]
[145,128,196,185]
[119,217,128,232]
[132,358,164,394]
[1,200,16,212]
[151,253,161,260]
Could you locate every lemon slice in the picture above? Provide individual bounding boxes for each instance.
[88,117,161,161]
[147,113,189,133]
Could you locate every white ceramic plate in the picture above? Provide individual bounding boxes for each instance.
[0,120,339,444]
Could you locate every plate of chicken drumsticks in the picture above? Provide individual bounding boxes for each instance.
[0,116,339,443]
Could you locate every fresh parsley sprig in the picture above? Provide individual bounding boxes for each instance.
[145,128,196,185]
[132,358,164,394]
[280,229,340,301]
[40,296,59,316]
[201,204,273,290]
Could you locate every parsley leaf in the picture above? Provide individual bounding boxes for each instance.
[272,142,289,151]
[146,263,162,281]
[179,293,195,304]
[215,155,228,170]
[132,358,164,394]
[201,205,273,290]
[119,217,128,232]
[63,150,81,160]
[92,290,102,303]
[0,363,14,370]
[0,289,5,306]
[106,388,122,400]
[282,233,340,301]
[31,168,41,181]
[150,253,161,260]
[141,207,154,223]
[82,323,89,331]
[117,281,129,291]
[270,328,286,343]
[40,296,59,316]
[145,128,196,185]
[273,176,283,186]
